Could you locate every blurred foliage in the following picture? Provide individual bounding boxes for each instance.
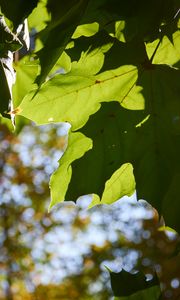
[127,214,180,300]
[0,123,66,299]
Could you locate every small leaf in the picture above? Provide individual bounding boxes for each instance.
[90,163,135,207]
[72,22,99,39]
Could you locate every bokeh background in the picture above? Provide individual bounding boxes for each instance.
[0,123,180,300]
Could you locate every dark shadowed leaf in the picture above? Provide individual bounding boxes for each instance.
[0,16,22,118]
[162,173,180,234]
[110,269,161,299]
[0,0,39,28]
[102,0,177,42]
[49,65,180,233]
[36,0,89,85]
[0,59,12,116]
[0,16,22,54]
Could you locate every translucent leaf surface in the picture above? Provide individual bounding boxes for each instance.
[49,131,92,208]
[19,56,138,130]
[13,56,39,131]
[13,57,39,107]
[28,0,49,32]
[146,30,180,66]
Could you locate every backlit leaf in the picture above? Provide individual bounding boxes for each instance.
[19,50,139,130]
[49,64,180,234]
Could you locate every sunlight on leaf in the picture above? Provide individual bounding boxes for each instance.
[49,131,92,209]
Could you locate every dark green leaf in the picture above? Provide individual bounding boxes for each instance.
[0,0,39,28]
[36,0,89,85]
[49,65,180,233]
[0,50,16,118]
[0,16,21,119]
[64,102,141,203]
[0,15,22,55]
[162,173,180,234]
[110,269,161,299]
[0,59,12,116]
[102,0,178,42]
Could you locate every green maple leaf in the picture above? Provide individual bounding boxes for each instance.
[49,65,180,233]
[18,46,140,130]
